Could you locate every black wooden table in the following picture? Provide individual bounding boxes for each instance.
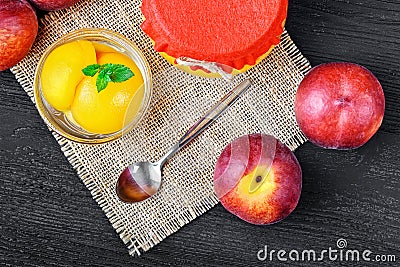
[1,1,399,266]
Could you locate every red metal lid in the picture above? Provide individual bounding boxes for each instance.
[141,0,288,70]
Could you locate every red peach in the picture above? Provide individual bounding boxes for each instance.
[294,62,385,149]
[213,134,302,225]
[0,0,38,71]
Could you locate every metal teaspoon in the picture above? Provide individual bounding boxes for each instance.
[116,79,252,203]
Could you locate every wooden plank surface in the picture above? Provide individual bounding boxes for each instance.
[0,0,399,266]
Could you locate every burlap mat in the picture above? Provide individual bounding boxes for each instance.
[11,0,311,256]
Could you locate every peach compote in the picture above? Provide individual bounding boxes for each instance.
[40,39,144,134]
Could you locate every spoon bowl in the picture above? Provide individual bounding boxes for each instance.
[116,161,162,202]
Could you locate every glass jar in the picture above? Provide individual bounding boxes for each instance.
[34,28,152,144]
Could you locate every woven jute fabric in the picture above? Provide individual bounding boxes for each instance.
[11,0,311,256]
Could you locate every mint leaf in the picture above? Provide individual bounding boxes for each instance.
[96,66,112,93]
[96,76,109,93]
[82,64,101,77]
[109,64,134,83]
[82,62,135,92]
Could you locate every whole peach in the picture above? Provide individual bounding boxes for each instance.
[0,0,38,71]
[213,134,302,225]
[294,62,385,149]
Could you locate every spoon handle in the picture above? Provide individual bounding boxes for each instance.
[158,79,252,166]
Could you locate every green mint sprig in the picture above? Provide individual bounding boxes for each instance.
[82,63,134,92]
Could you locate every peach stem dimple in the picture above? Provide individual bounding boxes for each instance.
[334,97,351,106]
[248,172,268,194]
